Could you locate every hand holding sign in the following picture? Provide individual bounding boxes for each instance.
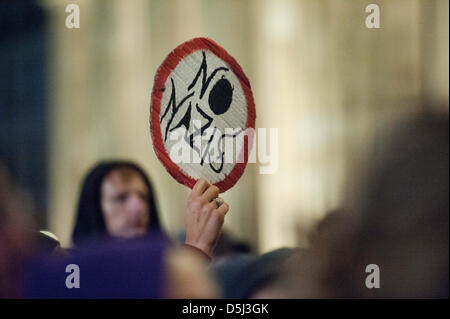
[184,178,229,257]
[150,38,254,257]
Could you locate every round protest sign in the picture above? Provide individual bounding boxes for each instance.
[150,38,256,193]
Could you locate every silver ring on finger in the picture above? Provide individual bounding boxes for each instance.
[214,197,222,208]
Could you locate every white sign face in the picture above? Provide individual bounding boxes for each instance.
[151,38,256,192]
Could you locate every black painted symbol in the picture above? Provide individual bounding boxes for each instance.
[161,51,242,173]
[209,76,233,115]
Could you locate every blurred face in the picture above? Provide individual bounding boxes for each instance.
[100,168,150,239]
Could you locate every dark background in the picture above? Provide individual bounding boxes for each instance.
[0,0,47,226]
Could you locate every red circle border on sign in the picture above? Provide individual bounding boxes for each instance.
[150,38,256,193]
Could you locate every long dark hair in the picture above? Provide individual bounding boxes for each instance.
[72,161,162,246]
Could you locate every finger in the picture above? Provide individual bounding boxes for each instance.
[202,185,220,203]
[215,202,229,216]
[207,197,223,210]
[192,178,210,196]
[205,200,219,213]
[214,197,224,208]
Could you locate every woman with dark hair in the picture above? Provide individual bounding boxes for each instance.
[72,160,229,259]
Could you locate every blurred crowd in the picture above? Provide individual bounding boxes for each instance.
[0,111,448,298]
